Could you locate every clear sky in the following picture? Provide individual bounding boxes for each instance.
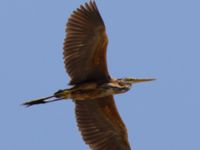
[0,0,200,150]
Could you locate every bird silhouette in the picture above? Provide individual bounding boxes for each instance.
[23,1,155,150]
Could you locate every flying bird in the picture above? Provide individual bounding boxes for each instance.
[23,1,154,150]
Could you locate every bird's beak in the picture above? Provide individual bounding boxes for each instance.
[132,78,156,84]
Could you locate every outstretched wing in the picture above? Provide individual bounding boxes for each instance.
[75,96,131,150]
[63,1,110,85]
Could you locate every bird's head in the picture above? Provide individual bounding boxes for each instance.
[119,77,155,85]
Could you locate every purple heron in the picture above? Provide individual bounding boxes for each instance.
[23,1,154,150]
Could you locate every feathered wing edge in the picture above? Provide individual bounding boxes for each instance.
[75,96,131,150]
[63,1,110,85]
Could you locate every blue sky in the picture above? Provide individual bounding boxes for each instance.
[1,0,200,149]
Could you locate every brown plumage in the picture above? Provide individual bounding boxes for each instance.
[63,1,110,85]
[23,1,154,149]
[75,96,131,150]
[64,1,131,150]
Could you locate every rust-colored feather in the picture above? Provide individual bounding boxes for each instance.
[63,1,110,85]
[75,96,131,150]
[64,1,131,149]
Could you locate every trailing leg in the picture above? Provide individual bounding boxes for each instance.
[22,89,72,107]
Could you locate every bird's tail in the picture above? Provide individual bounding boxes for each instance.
[22,89,72,107]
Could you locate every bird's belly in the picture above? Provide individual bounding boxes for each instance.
[71,88,114,100]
